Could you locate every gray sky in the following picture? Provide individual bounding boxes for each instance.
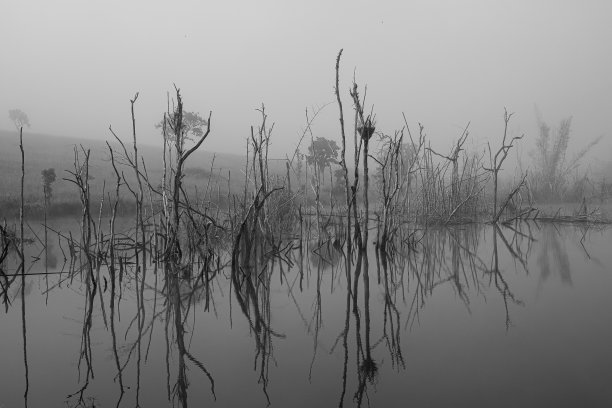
[1,0,611,160]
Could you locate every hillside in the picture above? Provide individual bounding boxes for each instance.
[0,129,271,216]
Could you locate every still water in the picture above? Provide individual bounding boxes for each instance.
[1,222,611,407]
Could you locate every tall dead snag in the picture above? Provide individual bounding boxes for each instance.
[18,126,25,266]
[18,123,29,403]
[250,104,273,225]
[334,49,353,253]
[398,116,426,214]
[64,146,94,269]
[373,127,422,252]
[359,116,375,251]
[305,108,323,242]
[350,82,376,251]
[426,123,470,211]
[106,142,122,284]
[484,108,524,223]
[109,93,147,274]
[129,93,147,269]
[167,87,212,261]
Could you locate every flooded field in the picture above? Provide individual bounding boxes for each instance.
[1,221,611,407]
[4,1,612,406]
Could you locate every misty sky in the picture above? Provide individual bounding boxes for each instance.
[1,0,611,161]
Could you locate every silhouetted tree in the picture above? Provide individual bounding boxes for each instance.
[155,110,208,149]
[41,168,57,204]
[8,109,30,130]
[306,137,339,182]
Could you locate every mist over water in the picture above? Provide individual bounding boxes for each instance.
[1,221,611,407]
[1,1,611,159]
[2,2,612,407]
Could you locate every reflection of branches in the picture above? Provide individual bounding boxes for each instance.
[134,245,148,407]
[537,225,572,288]
[307,251,323,382]
[21,265,30,407]
[230,184,287,404]
[231,247,285,404]
[67,260,98,407]
[405,227,483,330]
[166,264,216,407]
[377,249,405,371]
[102,259,218,408]
[12,189,602,408]
[304,241,344,383]
[353,251,378,407]
[336,244,352,408]
[108,256,125,407]
[1,224,20,310]
[403,225,528,331]
[169,267,189,407]
[503,221,536,272]
[496,225,530,274]
[486,226,525,330]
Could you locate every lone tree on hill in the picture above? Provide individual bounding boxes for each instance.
[155,110,208,150]
[9,109,30,130]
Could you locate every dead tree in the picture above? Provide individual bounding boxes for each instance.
[484,108,524,223]
[426,122,470,210]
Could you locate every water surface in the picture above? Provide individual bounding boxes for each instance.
[1,222,611,407]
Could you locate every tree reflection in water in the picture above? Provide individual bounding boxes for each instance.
[1,221,609,407]
[537,224,572,287]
